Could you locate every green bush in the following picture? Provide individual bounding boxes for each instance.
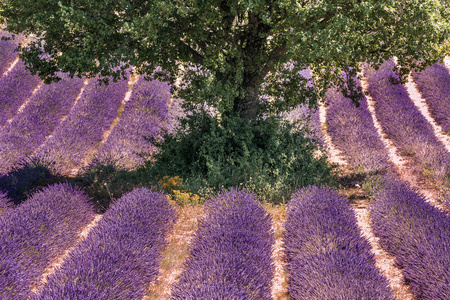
[138,111,336,203]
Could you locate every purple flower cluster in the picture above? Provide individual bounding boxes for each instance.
[325,85,391,174]
[0,191,13,215]
[413,63,450,133]
[365,61,450,181]
[171,189,274,299]
[94,77,171,169]
[0,183,95,299]
[0,60,42,126]
[0,74,84,174]
[35,188,176,300]
[370,178,450,299]
[35,76,129,175]
[0,30,20,76]
[284,186,393,299]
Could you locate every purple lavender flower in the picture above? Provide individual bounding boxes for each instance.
[325,83,392,174]
[35,188,176,300]
[365,60,450,181]
[413,63,450,133]
[171,189,274,300]
[0,74,84,174]
[94,77,171,169]
[0,60,42,126]
[285,186,394,299]
[0,183,95,299]
[289,249,394,300]
[34,75,128,175]
[370,177,450,299]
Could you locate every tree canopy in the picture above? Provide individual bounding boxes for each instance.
[1,0,449,120]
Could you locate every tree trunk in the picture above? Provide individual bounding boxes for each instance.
[233,76,261,121]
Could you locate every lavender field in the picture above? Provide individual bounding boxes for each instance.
[1,27,450,299]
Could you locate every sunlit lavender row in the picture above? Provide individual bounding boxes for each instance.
[325,84,391,174]
[370,177,450,299]
[284,186,394,299]
[171,189,274,299]
[35,188,176,300]
[34,76,129,175]
[365,60,450,182]
[0,183,95,299]
[413,63,450,133]
[0,30,19,76]
[0,60,41,126]
[0,74,84,174]
[94,76,171,170]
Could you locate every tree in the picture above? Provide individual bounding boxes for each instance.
[0,0,449,121]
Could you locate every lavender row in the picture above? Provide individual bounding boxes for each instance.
[0,60,42,126]
[370,178,450,299]
[284,186,394,299]
[35,188,176,299]
[171,189,274,299]
[94,77,171,170]
[0,183,95,299]
[365,60,450,182]
[325,85,392,174]
[413,63,450,133]
[0,30,20,76]
[0,74,84,174]
[35,76,129,175]
[0,191,13,215]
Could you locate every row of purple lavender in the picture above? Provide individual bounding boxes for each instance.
[0,30,20,76]
[35,188,176,299]
[0,60,42,126]
[365,60,450,183]
[370,177,450,299]
[93,76,171,170]
[325,84,392,174]
[413,63,450,133]
[34,76,129,175]
[0,74,84,174]
[171,189,274,299]
[284,186,394,299]
[0,183,95,299]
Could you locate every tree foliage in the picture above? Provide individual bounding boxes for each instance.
[1,0,449,119]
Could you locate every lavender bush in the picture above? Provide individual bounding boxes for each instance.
[35,76,128,175]
[0,183,95,299]
[0,30,20,76]
[171,189,274,299]
[290,249,395,300]
[0,74,84,174]
[0,191,13,214]
[413,63,450,133]
[370,178,450,299]
[94,77,170,170]
[0,60,41,126]
[35,188,176,300]
[365,60,450,183]
[325,85,391,174]
[284,186,393,299]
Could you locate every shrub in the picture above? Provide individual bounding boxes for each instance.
[140,111,336,203]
